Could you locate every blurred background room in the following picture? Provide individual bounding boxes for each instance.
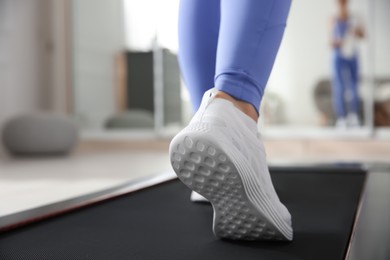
[0,0,389,221]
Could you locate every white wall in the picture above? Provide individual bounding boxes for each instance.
[72,0,126,128]
[0,0,74,155]
[123,0,179,52]
[0,0,51,153]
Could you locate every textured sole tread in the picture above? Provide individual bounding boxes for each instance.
[170,134,288,241]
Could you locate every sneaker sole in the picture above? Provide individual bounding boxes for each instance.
[170,132,292,241]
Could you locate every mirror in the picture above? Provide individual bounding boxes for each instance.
[260,0,373,135]
[71,0,389,137]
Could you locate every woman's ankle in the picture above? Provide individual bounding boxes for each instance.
[214,91,258,122]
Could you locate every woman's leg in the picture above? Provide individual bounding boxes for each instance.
[332,56,347,119]
[178,0,220,112]
[348,56,360,115]
[215,0,292,114]
[171,0,293,241]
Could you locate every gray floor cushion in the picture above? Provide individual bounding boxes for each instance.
[2,113,79,155]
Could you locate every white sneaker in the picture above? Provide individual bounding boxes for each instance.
[169,88,293,241]
[190,191,209,202]
[335,118,347,129]
[347,113,361,127]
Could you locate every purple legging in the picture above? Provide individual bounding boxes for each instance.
[178,0,292,113]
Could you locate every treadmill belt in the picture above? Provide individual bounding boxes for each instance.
[0,167,366,260]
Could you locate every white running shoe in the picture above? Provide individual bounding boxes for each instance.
[190,191,209,202]
[335,118,347,129]
[169,88,293,241]
[347,113,361,127]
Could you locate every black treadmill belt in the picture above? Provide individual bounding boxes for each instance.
[0,168,365,260]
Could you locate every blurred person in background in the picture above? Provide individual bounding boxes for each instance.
[330,0,365,128]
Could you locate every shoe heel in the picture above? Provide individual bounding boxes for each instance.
[170,134,290,241]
